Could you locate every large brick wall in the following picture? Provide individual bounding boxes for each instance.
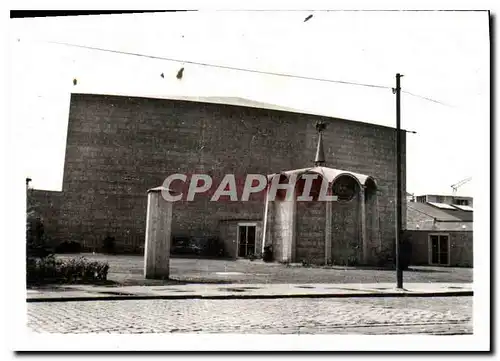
[36,93,406,257]
[296,200,326,264]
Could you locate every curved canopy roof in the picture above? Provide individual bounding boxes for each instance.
[267,166,376,188]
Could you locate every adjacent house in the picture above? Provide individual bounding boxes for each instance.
[406,197,473,267]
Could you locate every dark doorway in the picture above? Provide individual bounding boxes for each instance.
[238,224,256,257]
[429,234,450,266]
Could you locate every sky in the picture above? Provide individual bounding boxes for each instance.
[8,10,489,197]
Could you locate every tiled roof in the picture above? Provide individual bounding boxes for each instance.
[408,202,473,222]
[406,202,473,231]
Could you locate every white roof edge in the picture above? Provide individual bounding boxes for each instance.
[71,91,402,130]
[267,166,374,186]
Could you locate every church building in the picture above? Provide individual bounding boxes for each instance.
[31,93,406,266]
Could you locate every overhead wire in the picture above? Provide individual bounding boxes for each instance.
[401,90,452,107]
[47,40,449,106]
[47,40,392,89]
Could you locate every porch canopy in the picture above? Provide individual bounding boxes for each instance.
[263,166,378,265]
[267,166,377,189]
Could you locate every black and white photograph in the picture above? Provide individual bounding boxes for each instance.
[4,2,492,353]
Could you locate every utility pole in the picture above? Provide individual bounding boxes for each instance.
[394,73,403,289]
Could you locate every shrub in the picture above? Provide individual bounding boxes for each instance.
[300,255,316,267]
[301,259,311,267]
[171,236,226,258]
[26,190,52,258]
[262,245,273,262]
[346,255,359,267]
[102,236,116,254]
[246,253,257,261]
[27,255,109,285]
[55,241,82,254]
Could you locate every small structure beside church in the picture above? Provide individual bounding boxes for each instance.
[406,197,473,267]
[262,123,381,266]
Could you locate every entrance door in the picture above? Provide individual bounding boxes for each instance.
[429,234,450,266]
[238,224,256,257]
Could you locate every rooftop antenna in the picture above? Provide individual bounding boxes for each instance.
[314,121,326,167]
[451,177,472,197]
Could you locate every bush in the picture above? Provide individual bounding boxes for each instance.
[262,245,273,262]
[246,253,257,261]
[102,236,116,254]
[55,241,82,254]
[301,258,312,267]
[26,190,52,258]
[171,236,226,257]
[27,255,109,285]
[346,255,359,267]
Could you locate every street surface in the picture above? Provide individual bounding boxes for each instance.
[28,296,472,335]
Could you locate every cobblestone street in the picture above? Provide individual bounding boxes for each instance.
[28,296,472,335]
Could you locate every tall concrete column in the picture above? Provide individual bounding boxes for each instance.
[373,190,382,251]
[261,189,270,255]
[144,186,173,279]
[274,198,296,263]
[324,199,333,265]
[360,186,368,264]
[289,198,297,262]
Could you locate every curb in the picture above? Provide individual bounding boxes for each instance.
[26,290,473,303]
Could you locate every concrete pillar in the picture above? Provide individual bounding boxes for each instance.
[144,186,173,279]
[324,198,333,265]
[374,190,382,252]
[289,198,297,262]
[360,186,368,264]
[273,198,296,263]
[261,189,270,255]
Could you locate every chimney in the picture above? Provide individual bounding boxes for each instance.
[314,122,326,166]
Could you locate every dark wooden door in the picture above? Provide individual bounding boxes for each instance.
[238,225,256,257]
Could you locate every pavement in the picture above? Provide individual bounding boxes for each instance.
[26,255,474,336]
[27,282,473,302]
[27,296,473,334]
[56,253,474,285]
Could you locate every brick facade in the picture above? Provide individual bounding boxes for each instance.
[34,93,406,261]
[405,203,472,267]
[296,200,326,264]
[405,230,473,267]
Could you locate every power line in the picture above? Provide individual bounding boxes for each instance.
[47,40,449,106]
[401,90,452,107]
[48,40,392,90]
